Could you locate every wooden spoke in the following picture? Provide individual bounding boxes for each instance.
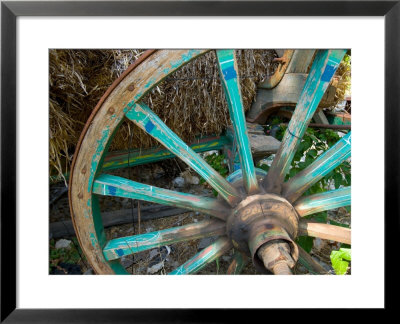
[263,50,347,194]
[294,187,351,217]
[216,49,259,194]
[283,132,351,202]
[93,174,231,220]
[103,219,226,261]
[297,245,328,275]
[299,220,351,244]
[169,237,232,275]
[227,250,248,275]
[126,103,241,206]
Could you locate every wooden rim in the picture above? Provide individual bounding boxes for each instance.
[68,49,156,271]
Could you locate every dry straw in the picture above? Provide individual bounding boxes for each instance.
[49,49,349,183]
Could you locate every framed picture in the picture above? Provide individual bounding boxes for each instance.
[1,0,398,321]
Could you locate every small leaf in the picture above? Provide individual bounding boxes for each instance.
[330,248,351,275]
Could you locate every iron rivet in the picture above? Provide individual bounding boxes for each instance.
[78,192,83,199]
[108,107,115,114]
[127,84,135,91]
[81,167,86,174]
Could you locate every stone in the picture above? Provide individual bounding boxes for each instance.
[173,177,185,188]
[147,261,165,274]
[55,239,72,250]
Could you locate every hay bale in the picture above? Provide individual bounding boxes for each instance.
[49,49,277,182]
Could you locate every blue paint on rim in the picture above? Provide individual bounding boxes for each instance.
[116,249,124,257]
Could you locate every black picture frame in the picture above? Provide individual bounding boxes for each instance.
[1,0,398,321]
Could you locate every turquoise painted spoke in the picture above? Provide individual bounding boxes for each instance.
[294,187,351,217]
[283,132,351,203]
[227,250,247,275]
[93,174,231,220]
[126,103,241,206]
[216,50,259,194]
[103,219,226,261]
[169,237,232,275]
[263,50,347,194]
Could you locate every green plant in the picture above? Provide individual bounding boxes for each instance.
[259,124,351,256]
[200,153,229,196]
[49,237,86,273]
[330,248,351,275]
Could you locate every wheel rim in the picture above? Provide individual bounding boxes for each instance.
[69,49,351,275]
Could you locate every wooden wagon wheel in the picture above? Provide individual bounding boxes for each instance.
[69,49,351,275]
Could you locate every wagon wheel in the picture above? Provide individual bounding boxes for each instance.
[69,49,351,275]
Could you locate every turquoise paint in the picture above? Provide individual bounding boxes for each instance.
[103,220,225,260]
[216,50,259,194]
[264,50,347,191]
[284,132,351,202]
[227,167,267,185]
[169,237,231,275]
[125,102,241,206]
[294,186,351,217]
[92,174,230,219]
[87,126,110,193]
[101,135,231,171]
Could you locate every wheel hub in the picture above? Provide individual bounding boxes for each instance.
[226,193,300,273]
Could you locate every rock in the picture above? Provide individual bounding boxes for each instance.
[148,249,159,261]
[83,268,94,275]
[313,238,325,251]
[55,239,72,250]
[173,177,185,188]
[146,227,155,233]
[147,261,165,274]
[121,255,134,268]
[148,246,171,266]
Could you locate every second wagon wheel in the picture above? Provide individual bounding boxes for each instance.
[69,49,351,275]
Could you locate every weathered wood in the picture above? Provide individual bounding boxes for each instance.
[263,50,347,195]
[216,50,259,195]
[299,220,351,245]
[294,187,351,217]
[70,50,209,274]
[102,135,230,171]
[50,204,187,239]
[103,219,226,260]
[297,245,328,275]
[286,49,316,74]
[258,50,294,89]
[283,132,351,203]
[313,110,330,125]
[93,174,231,220]
[125,102,241,207]
[169,236,232,275]
[227,250,248,275]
